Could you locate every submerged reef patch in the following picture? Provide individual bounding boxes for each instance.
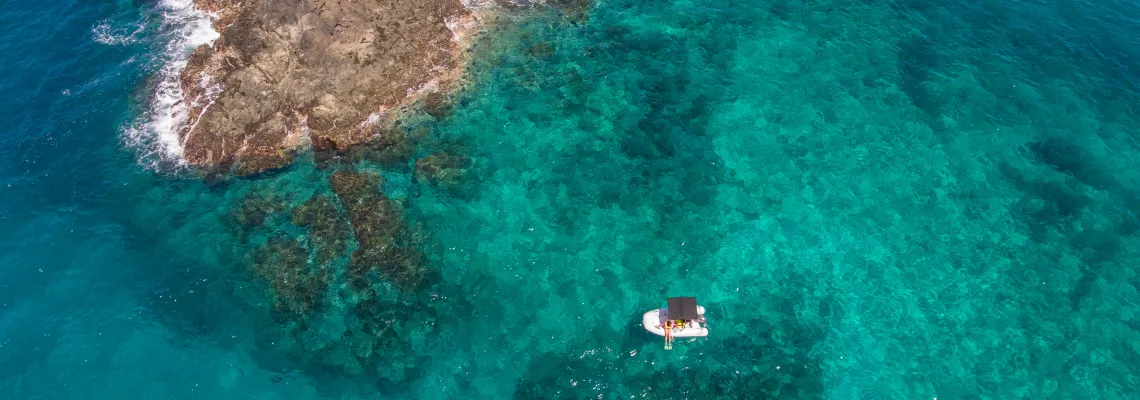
[330,169,428,292]
[414,151,472,194]
[291,194,352,268]
[250,234,329,319]
[228,173,443,389]
[341,128,418,170]
[230,190,288,231]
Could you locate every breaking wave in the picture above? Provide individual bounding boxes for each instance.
[91,19,145,45]
[121,0,218,171]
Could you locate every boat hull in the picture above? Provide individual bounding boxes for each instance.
[642,306,708,337]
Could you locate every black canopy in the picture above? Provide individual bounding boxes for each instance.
[667,297,700,320]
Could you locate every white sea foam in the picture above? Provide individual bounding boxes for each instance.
[355,111,388,135]
[122,0,220,171]
[409,79,441,97]
[459,0,498,8]
[461,0,546,7]
[92,20,145,46]
[364,112,384,126]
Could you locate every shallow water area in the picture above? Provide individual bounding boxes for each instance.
[3,0,1140,398]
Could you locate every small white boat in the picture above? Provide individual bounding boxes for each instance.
[643,297,708,350]
[642,306,708,337]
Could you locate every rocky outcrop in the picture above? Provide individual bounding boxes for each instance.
[179,0,482,175]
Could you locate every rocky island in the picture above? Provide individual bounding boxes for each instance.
[179,0,483,175]
[183,0,588,385]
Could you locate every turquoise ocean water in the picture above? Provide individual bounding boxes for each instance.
[3,0,1140,398]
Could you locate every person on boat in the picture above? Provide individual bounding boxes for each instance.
[663,320,673,346]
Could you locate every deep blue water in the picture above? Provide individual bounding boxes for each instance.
[3,0,1140,398]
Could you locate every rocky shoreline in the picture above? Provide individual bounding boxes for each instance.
[178,0,484,175]
[191,0,591,386]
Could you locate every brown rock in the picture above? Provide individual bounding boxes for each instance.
[180,0,482,175]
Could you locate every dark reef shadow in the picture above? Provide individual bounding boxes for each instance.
[896,35,948,118]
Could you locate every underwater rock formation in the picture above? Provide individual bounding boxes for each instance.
[179,0,483,175]
[422,92,455,119]
[414,151,469,191]
[227,184,438,386]
[251,234,329,318]
[341,128,417,169]
[330,170,427,291]
[290,194,351,267]
[230,191,287,230]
